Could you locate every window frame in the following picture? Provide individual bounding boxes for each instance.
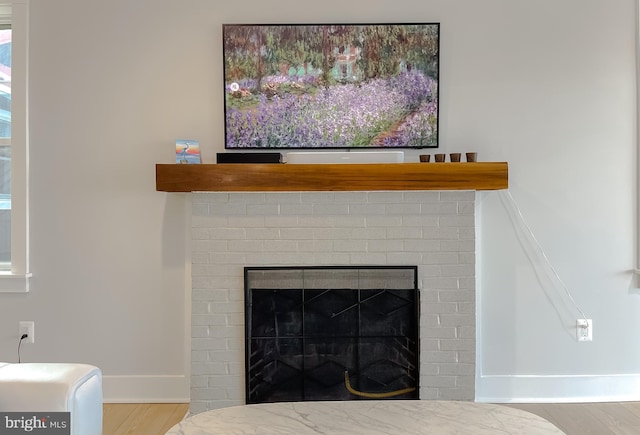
[637,0,640,282]
[0,0,29,292]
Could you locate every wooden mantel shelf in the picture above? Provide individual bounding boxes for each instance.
[156,162,508,192]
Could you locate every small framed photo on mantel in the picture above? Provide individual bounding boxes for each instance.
[175,139,201,164]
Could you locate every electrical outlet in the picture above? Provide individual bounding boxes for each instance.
[19,321,34,344]
[576,319,592,342]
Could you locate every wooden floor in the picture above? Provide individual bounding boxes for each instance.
[103,402,640,434]
[505,402,640,435]
[103,403,189,435]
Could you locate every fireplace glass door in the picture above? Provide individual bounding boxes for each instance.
[245,266,419,404]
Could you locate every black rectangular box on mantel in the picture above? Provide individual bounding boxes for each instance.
[216,152,283,164]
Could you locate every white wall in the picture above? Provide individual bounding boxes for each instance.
[472,1,638,401]
[0,0,635,402]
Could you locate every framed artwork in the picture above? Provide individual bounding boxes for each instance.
[223,23,440,149]
[176,139,201,164]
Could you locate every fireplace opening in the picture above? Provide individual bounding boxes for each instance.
[245,266,420,404]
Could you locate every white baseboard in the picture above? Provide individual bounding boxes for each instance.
[103,373,640,403]
[476,374,640,403]
[103,375,189,403]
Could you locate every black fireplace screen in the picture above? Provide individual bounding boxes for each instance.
[245,266,419,404]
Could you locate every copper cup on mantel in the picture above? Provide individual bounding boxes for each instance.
[465,152,478,162]
[434,153,446,162]
[419,154,431,162]
[449,153,461,162]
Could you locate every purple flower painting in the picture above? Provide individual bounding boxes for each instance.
[223,24,439,149]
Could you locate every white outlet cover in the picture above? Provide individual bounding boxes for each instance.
[576,319,592,342]
[19,321,34,344]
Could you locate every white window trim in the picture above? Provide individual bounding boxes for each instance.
[637,0,640,281]
[0,0,29,292]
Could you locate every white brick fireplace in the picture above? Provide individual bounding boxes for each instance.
[189,190,476,414]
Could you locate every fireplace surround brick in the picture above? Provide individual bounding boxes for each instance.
[190,190,476,413]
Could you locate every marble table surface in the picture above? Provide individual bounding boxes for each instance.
[166,400,565,434]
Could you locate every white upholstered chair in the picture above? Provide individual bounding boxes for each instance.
[0,362,103,435]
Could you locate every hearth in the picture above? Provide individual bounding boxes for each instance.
[245,266,420,404]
